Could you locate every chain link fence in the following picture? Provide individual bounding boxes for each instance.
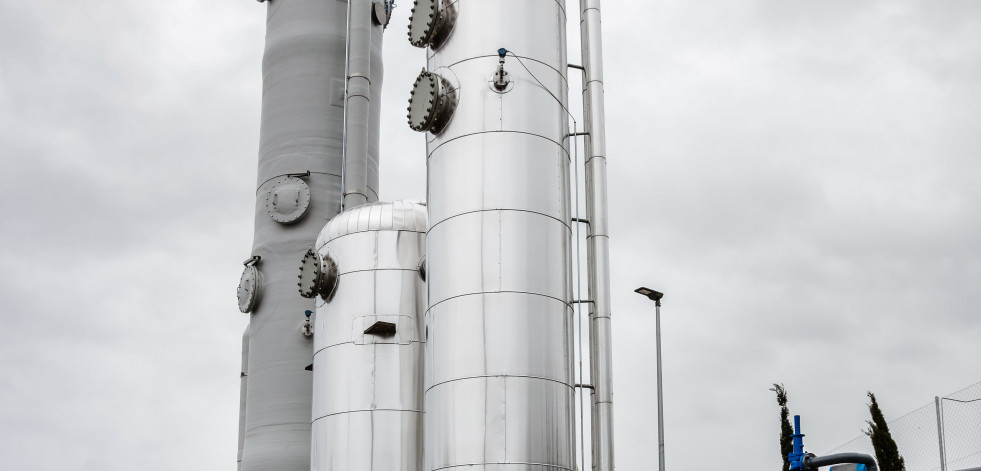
[825,381,981,471]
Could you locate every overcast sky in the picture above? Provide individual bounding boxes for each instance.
[1,1,979,470]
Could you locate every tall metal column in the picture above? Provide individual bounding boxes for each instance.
[238,1,383,469]
[579,1,617,470]
[414,1,576,470]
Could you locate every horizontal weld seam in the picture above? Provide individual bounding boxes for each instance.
[444,54,570,86]
[256,171,342,193]
[428,130,570,161]
[433,463,572,471]
[316,229,426,249]
[426,374,574,393]
[425,290,574,312]
[314,340,425,357]
[312,409,423,422]
[336,268,420,276]
[428,208,572,233]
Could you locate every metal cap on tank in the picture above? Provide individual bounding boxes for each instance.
[316,200,428,247]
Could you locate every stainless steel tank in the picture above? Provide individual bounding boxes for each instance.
[415,1,576,470]
[239,1,385,469]
[308,201,428,471]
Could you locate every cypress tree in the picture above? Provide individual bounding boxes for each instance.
[864,391,906,471]
[770,383,793,471]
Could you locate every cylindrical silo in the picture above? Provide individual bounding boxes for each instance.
[308,201,428,471]
[414,2,575,470]
[239,1,385,470]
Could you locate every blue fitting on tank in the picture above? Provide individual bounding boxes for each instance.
[790,415,806,470]
[498,48,508,58]
[304,310,313,318]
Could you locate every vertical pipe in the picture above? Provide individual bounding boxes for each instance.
[578,0,616,470]
[238,326,250,471]
[936,396,947,471]
[342,0,374,210]
[656,301,665,471]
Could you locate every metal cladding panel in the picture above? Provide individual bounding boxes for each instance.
[425,377,574,471]
[312,342,423,418]
[427,0,566,69]
[314,271,425,351]
[425,59,568,152]
[427,134,569,228]
[426,211,571,307]
[312,411,424,471]
[426,293,573,386]
[423,1,574,470]
[317,230,426,276]
[312,201,427,471]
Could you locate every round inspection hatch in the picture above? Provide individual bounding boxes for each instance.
[237,265,262,313]
[407,70,456,134]
[372,1,391,27]
[407,0,456,49]
[297,248,338,300]
[298,248,323,298]
[265,176,311,224]
[408,71,439,132]
[407,0,438,47]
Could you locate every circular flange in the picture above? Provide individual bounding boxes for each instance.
[489,70,514,93]
[372,1,391,27]
[265,176,311,224]
[237,265,262,313]
[408,0,438,47]
[407,70,457,134]
[298,247,338,300]
[407,0,457,49]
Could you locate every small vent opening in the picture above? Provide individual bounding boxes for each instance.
[364,321,397,336]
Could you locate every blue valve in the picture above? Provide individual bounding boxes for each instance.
[498,48,508,58]
[790,415,806,470]
[304,310,313,318]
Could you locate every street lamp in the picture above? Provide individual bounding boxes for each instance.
[635,287,665,471]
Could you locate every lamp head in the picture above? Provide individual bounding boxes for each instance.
[634,287,664,302]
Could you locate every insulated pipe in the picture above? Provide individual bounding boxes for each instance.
[241,1,357,470]
[342,0,379,210]
[578,1,616,470]
[802,453,879,471]
[237,326,249,471]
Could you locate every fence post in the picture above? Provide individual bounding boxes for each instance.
[936,396,947,471]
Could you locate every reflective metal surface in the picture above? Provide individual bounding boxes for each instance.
[342,0,385,209]
[578,1,617,469]
[422,1,575,470]
[241,0,383,469]
[312,201,427,471]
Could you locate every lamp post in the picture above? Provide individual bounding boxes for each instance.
[635,287,665,471]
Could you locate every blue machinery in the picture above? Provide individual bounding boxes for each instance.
[790,415,879,471]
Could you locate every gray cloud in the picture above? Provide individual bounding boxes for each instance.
[1,1,978,470]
